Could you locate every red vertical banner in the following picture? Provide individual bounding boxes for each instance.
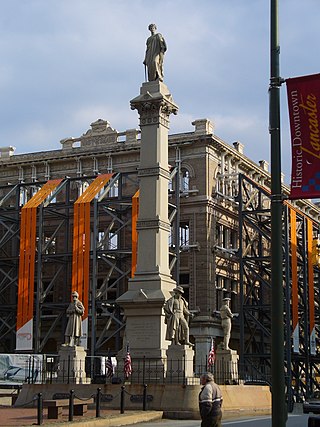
[286,73,320,199]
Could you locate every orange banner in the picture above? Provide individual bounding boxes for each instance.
[71,174,113,347]
[307,219,316,354]
[16,179,62,351]
[131,190,139,278]
[290,209,299,353]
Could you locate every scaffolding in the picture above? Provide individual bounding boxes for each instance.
[238,173,320,402]
[0,173,139,355]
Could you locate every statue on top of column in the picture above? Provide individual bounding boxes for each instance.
[143,23,167,82]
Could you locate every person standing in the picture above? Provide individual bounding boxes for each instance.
[143,23,167,82]
[199,372,223,427]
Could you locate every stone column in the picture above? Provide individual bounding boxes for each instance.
[117,81,178,365]
[190,316,220,375]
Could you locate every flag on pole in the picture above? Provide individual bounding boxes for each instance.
[286,73,320,199]
[207,338,215,368]
[106,356,114,378]
[124,348,132,379]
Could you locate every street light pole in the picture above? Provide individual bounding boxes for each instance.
[269,0,286,426]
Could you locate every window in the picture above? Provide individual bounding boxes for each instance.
[179,222,190,247]
[108,232,118,250]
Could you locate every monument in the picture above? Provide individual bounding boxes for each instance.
[216,297,239,383]
[164,286,195,381]
[117,25,194,380]
[57,291,90,383]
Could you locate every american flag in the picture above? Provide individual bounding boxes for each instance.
[207,338,215,368]
[106,356,114,378]
[124,350,132,379]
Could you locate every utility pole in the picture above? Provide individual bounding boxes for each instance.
[269,0,286,426]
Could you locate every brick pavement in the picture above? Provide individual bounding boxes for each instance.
[0,406,161,427]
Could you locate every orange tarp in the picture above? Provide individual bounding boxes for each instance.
[307,218,315,336]
[131,190,139,278]
[290,209,299,337]
[17,179,63,331]
[71,174,113,318]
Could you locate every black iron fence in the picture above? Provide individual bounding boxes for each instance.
[4,354,271,386]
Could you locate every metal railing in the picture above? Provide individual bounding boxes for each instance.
[3,355,271,386]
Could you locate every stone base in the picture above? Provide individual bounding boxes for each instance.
[57,345,91,384]
[215,348,239,384]
[166,344,194,381]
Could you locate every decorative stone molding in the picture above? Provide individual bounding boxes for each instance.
[125,128,140,143]
[0,146,16,158]
[192,119,214,135]
[130,86,178,130]
[138,166,170,179]
[259,159,269,172]
[233,141,244,154]
[136,219,171,232]
[60,138,76,150]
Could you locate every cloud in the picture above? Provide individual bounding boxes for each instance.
[0,0,318,188]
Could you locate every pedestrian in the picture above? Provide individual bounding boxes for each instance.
[199,372,223,427]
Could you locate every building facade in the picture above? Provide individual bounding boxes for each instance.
[0,117,319,396]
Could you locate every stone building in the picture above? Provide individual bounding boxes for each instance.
[0,118,319,377]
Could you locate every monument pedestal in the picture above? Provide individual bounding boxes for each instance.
[57,345,91,384]
[116,80,179,377]
[215,348,239,384]
[166,344,194,383]
[190,315,221,375]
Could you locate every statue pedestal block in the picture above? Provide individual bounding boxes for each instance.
[57,345,91,384]
[166,344,194,382]
[215,348,239,384]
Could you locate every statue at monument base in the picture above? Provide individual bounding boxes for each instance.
[56,291,90,384]
[164,286,194,347]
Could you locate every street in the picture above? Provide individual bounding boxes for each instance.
[128,413,312,426]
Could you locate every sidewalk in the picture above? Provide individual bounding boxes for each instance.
[0,406,164,427]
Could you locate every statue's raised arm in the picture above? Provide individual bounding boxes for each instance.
[143,23,167,82]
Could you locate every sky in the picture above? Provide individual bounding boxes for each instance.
[0,0,319,184]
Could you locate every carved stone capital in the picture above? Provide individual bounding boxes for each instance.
[130,86,178,129]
